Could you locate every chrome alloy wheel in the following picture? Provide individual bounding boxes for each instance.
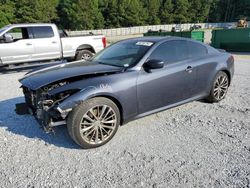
[79,105,117,145]
[214,74,229,100]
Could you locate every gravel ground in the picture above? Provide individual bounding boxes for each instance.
[0,54,249,188]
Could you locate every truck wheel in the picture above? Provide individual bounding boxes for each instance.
[75,50,93,61]
[206,71,229,103]
[67,97,120,149]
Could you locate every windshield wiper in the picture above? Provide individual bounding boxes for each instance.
[97,61,125,68]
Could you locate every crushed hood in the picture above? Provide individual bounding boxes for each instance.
[19,61,123,90]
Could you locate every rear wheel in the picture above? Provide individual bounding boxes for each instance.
[75,49,93,61]
[207,71,229,103]
[67,97,120,149]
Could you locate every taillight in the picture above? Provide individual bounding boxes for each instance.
[102,37,107,48]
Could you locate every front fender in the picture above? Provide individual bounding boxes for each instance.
[57,85,120,111]
[51,70,138,122]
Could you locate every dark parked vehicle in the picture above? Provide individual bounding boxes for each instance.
[19,37,234,149]
[190,24,202,30]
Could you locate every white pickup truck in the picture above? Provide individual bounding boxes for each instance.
[0,23,106,67]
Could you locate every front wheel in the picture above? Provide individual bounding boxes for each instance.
[206,71,229,103]
[67,97,120,149]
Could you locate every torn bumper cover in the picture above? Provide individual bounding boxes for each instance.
[18,86,72,131]
[15,102,67,131]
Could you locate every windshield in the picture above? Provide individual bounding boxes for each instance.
[93,40,154,67]
[0,25,10,35]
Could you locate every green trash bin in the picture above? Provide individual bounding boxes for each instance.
[143,30,204,42]
[211,28,250,52]
[190,31,204,42]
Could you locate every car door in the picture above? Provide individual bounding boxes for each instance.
[186,41,210,95]
[137,40,197,114]
[0,27,34,64]
[30,26,61,61]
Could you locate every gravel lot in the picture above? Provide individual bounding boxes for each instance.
[0,54,249,188]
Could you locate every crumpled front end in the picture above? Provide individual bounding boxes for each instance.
[18,61,124,131]
[21,82,76,131]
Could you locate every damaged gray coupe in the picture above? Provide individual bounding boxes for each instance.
[19,37,234,148]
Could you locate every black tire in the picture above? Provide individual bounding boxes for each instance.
[67,97,120,149]
[75,50,93,61]
[206,71,229,103]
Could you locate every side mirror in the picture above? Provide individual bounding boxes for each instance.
[3,33,13,43]
[143,59,164,72]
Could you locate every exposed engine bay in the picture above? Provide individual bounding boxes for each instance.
[21,81,76,131]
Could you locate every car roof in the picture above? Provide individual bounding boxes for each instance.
[121,36,219,54]
[122,36,200,44]
[5,23,56,28]
[131,36,169,42]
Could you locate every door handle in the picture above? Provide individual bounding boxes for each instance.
[185,66,193,73]
[26,43,32,46]
[52,41,57,44]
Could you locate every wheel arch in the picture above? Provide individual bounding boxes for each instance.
[76,44,95,54]
[90,95,124,125]
[58,90,125,125]
[220,69,231,86]
[206,68,231,97]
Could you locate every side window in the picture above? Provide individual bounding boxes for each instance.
[32,26,54,38]
[175,40,189,61]
[188,41,207,58]
[6,27,29,41]
[149,40,189,64]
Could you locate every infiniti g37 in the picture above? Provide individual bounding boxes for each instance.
[19,37,234,149]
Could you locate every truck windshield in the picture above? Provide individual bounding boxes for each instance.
[0,25,10,35]
[93,40,154,67]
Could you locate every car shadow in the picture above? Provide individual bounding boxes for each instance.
[0,67,32,74]
[198,99,211,104]
[0,97,80,149]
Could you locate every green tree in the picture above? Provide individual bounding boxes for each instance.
[102,0,121,28]
[144,0,161,25]
[0,0,15,27]
[14,0,58,23]
[58,0,104,30]
[172,0,190,23]
[208,0,221,22]
[160,0,174,24]
[224,0,250,21]
[92,0,105,29]
[208,0,250,22]
[189,0,212,22]
[119,0,147,27]
[57,0,72,29]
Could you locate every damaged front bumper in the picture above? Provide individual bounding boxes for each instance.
[15,102,68,132]
[17,86,73,132]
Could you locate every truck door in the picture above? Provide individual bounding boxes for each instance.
[0,27,34,65]
[30,26,61,61]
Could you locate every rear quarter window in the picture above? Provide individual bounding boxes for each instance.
[31,26,54,38]
[188,41,208,58]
